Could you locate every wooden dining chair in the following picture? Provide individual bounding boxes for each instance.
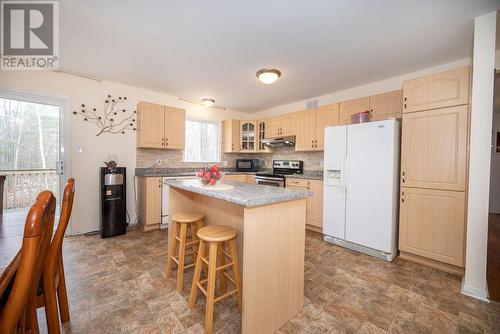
[0,191,56,334]
[36,178,75,334]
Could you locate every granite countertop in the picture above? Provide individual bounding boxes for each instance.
[165,179,312,207]
[135,167,257,177]
[285,170,323,180]
[135,168,324,180]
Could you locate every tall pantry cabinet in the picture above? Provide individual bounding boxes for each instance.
[398,66,470,274]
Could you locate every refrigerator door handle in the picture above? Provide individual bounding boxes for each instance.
[344,151,349,196]
[340,152,346,196]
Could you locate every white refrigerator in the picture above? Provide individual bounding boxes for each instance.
[323,119,400,261]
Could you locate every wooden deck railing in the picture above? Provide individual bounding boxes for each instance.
[1,169,58,210]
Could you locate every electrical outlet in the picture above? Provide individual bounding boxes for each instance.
[155,159,162,166]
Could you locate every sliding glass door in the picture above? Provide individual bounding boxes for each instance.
[0,91,68,212]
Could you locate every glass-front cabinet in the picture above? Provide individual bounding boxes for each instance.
[257,120,266,151]
[240,121,256,151]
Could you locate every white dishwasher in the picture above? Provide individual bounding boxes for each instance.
[162,176,197,228]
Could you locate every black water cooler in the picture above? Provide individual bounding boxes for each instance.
[100,167,127,238]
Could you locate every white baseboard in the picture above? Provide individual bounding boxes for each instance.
[461,280,489,302]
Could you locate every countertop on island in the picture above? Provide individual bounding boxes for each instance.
[165,179,312,207]
[135,167,324,180]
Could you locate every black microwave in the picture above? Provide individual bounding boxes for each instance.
[236,159,260,172]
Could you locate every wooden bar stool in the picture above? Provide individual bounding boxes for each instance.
[166,212,205,292]
[188,225,242,334]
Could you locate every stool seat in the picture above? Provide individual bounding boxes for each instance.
[197,225,237,242]
[172,212,205,223]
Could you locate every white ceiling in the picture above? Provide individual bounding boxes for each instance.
[60,0,499,112]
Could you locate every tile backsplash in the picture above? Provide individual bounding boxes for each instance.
[137,147,324,170]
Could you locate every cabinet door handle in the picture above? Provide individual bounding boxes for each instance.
[404,97,407,109]
[402,172,406,183]
[401,191,405,203]
[162,138,165,146]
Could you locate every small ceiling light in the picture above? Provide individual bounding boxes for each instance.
[201,98,215,107]
[256,69,281,84]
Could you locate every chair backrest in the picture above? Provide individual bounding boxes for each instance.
[0,191,56,333]
[45,178,75,275]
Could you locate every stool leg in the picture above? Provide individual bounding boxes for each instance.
[188,240,206,308]
[219,241,226,294]
[177,223,188,292]
[190,222,198,261]
[197,220,208,277]
[230,239,242,312]
[165,222,179,278]
[205,242,218,334]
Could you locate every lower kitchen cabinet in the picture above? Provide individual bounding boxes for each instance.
[224,174,255,183]
[138,177,162,231]
[399,187,466,272]
[286,178,323,232]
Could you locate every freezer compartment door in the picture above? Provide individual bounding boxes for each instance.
[323,184,346,239]
[344,120,399,254]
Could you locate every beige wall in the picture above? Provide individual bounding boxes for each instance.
[0,70,249,234]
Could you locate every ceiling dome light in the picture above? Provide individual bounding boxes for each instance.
[256,69,281,84]
[201,98,215,107]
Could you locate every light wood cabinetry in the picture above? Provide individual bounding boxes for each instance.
[137,101,185,149]
[295,110,316,151]
[295,104,339,151]
[223,174,248,182]
[138,177,162,231]
[223,119,240,153]
[224,174,256,184]
[370,90,403,121]
[339,97,370,125]
[399,187,465,267]
[315,104,339,150]
[402,66,469,113]
[286,178,323,231]
[264,114,298,138]
[247,174,256,184]
[264,117,281,138]
[398,66,469,274]
[280,113,298,136]
[164,106,185,149]
[240,121,257,152]
[137,102,165,148]
[400,105,468,191]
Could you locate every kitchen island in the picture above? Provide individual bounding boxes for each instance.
[164,179,311,334]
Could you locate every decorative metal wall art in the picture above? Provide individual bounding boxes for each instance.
[73,95,137,136]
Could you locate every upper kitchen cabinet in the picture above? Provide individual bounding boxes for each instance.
[280,113,298,136]
[240,121,257,152]
[370,90,403,121]
[400,105,468,191]
[264,113,298,138]
[264,116,281,138]
[339,97,370,125]
[315,103,339,150]
[137,101,185,149]
[295,104,339,151]
[164,106,185,149]
[295,109,316,151]
[137,101,165,148]
[223,119,240,153]
[402,66,470,113]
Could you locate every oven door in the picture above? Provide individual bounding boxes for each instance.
[255,176,285,187]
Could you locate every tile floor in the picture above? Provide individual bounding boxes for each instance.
[37,228,500,333]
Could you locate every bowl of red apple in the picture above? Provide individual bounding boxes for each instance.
[197,164,223,186]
